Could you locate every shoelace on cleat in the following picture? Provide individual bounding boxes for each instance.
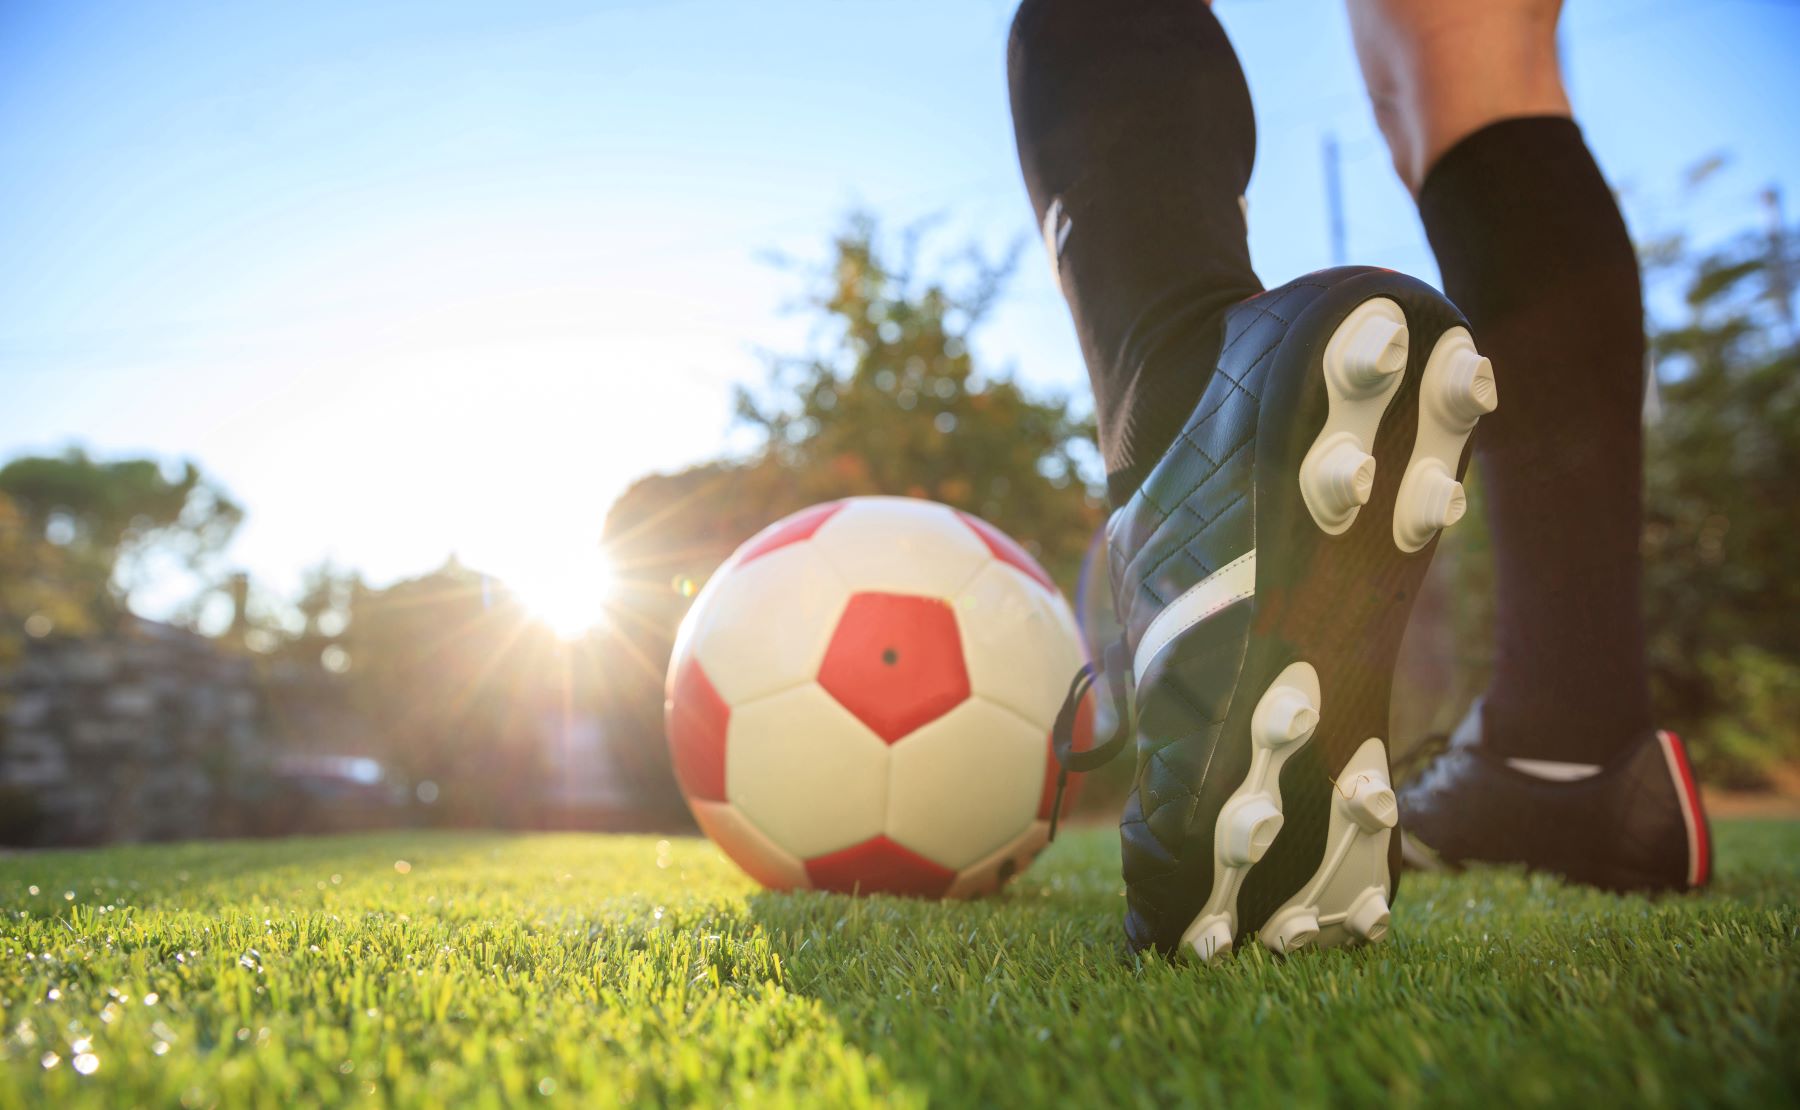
[1047,638,1133,840]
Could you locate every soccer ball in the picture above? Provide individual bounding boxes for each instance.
[664,496,1094,898]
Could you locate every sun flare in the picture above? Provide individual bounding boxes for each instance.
[513,551,618,640]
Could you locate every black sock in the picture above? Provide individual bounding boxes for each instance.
[1418,116,1653,764]
[1007,0,1262,505]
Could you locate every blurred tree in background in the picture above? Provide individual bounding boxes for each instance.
[733,211,1102,578]
[1639,195,1800,785]
[333,560,555,825]
[0,450,240,664]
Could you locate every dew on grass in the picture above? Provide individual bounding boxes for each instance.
[28,885,39,895]
[73,1053,99,1075]
[45,988,61,1002]
[63,892,74,901]
[153,1041,170,1056]
[40,1053,59,1069]
[394,860,412,875]
[144,993,159,1005]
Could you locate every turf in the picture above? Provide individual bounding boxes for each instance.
[1,822,1795,1108]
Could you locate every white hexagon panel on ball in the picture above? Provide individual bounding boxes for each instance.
[886,697,1046,871]
[688,542,852,707]
[725,683,890,861]
[809,497,992,598]
[954,561,1085,730]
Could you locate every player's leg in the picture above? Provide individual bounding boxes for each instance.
[1015,0,1496,958]
[1008,0,1262,506]
[1347,0,1710,890]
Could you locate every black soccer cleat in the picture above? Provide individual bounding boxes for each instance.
[1398,700,1712,893]
[1055,266,1496,960]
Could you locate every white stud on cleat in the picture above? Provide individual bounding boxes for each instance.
[1178,663,1321,963]
[1339,773,1399,834]
[1435,349,1498,425]
[1182,915,1234,963]
[1260,738,1398,955]
[1252,684,1321,751]
[1220,795,1285,867]
[1331,316,1409,397]
[1394,327,1493,552]
[1393,460,1466,551]
[1344,890,1392,943]
[1302,298,1409,535]
[1263,909,1320,954]
[1300,436,1377,531]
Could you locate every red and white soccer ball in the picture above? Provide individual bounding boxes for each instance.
[664,496,1094,899]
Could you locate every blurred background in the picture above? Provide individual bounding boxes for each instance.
[2,0,1796,846]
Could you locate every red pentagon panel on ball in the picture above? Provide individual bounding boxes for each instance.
[817,593,970,744]
[955,511,1055,591]
[734,500,846,567]
[804,835,957,898]
[665,656,730,802]
[1039,687,1095,820]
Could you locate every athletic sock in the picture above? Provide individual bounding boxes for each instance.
[1007,0,1262,505]
[1418,116,1653,764]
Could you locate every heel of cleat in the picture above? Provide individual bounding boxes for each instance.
[1259,737,1398,955]
[1178,662,1321,961]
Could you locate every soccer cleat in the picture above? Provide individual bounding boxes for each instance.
[1053,266,1494,959]
[1398,700,1712,892]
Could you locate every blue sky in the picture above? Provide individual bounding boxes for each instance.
[3,0,1796,627]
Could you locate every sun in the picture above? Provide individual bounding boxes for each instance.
[512,551,618,640]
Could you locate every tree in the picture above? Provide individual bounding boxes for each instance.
[336,559,561,825]
[0,449,242,663]
[734,212,1102,581]
[0,449,242,619]
[0,491,95,665]
[1640,211,1800,784]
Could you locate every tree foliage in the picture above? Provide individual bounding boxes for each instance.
[1640,214,1800,784]
[732,212,1102,579]
[0,449,241,662]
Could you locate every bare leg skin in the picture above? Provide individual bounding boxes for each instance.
[1346,0,1571,193]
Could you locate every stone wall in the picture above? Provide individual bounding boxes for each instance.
[0,617,265,845]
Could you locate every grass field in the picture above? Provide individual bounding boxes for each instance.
[2,822,1796,1108]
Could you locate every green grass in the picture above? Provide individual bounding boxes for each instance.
[2,823,1796,1109]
